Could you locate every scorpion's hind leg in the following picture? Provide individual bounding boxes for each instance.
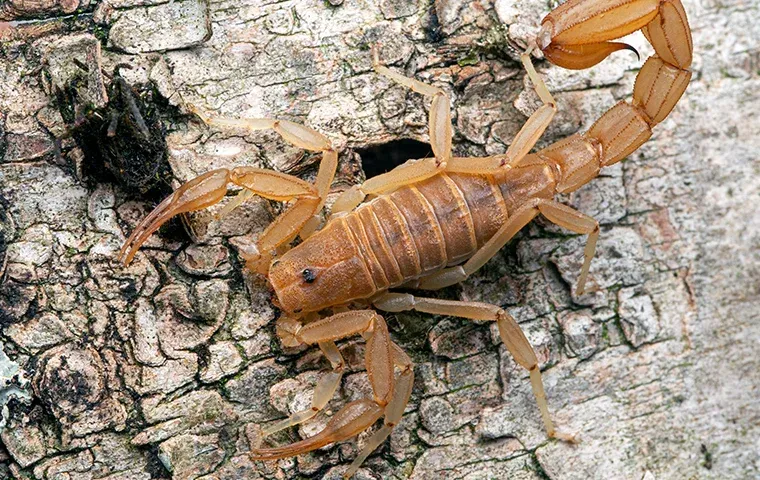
[444,50,558,172]
[373,293,575,442]
[253,311,414,479]
[537,202,599,295]
[448,51,560,171]
[499,51,558,167]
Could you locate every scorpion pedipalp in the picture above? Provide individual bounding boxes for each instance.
[119,168,230,265]
[119,112,338,267]
[250,399,384,461]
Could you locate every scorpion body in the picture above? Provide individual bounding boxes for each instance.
[270,167,553,314]
[119,0,693,476]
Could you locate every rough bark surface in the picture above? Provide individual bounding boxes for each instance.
[1,1,758,479]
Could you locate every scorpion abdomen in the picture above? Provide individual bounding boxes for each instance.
[346,168,557,283]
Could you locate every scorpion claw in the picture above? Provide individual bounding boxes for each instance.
[250,399,383,461]
[119,169,231,265]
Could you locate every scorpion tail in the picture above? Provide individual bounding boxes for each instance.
[537,0,691,73]
[542,41,638,70]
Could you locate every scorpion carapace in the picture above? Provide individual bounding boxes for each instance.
[119,0,692,476]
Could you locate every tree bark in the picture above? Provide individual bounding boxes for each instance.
[1,0,758,479]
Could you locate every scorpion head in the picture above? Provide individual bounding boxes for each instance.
[267,220,375,315]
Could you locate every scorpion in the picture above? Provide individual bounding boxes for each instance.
[119,0,692,476]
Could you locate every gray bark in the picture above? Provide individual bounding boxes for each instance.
[1,0,759,479]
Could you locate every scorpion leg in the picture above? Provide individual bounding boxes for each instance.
[373,293,574,442]
[417,198,542,290]
[331,46,557,213]
[372,46,451,167]
[500,52,558,167]
[191,107,338,235]
[537,202,599,294]
[447,51,557,172]
[418,199,598,294]
[255,310,413,477]
[330,154,511,218]
[328,46,454,211]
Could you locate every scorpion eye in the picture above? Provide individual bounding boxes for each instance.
[302,268,316,284]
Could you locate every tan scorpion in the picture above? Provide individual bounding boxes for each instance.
[120,0,693,476]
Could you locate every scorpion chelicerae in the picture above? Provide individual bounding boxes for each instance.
[120,0,692,476]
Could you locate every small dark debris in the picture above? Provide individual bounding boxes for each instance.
[0,282,36,326]
[146,444,172,479]
[357,138,431,179]
[0,114,6,161]
[119,278,139,303]
[54,66,177,201]
[424,7,444,44]
[701,443,713,470]
[196,344,211,371]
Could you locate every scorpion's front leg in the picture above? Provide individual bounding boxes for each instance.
[254,311,414,479]
[373,293,575,442]
[119,114,338,270]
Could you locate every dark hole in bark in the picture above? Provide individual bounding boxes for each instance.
[357,138,432,179]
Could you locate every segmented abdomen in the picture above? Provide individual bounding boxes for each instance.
[339,172,509,291]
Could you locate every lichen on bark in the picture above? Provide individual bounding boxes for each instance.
[1,0,759,479]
